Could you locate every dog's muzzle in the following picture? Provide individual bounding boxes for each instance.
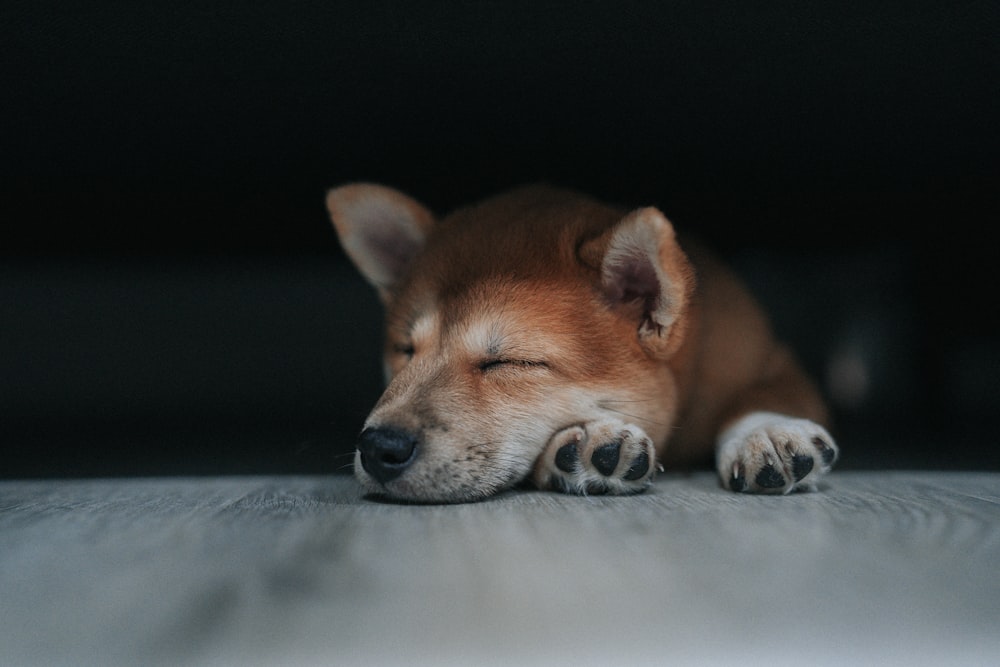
[356,426,418,484]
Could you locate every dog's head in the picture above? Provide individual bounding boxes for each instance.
[327,184,694,502]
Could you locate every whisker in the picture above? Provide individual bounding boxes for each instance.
[601,405,670,428]
[599,397,658,405]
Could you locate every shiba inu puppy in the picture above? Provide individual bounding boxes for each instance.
[327,184,838,502]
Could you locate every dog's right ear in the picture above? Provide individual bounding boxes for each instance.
[579,207,695,359]
[326,184,435,303]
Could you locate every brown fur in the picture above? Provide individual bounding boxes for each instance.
[328,184,837,502]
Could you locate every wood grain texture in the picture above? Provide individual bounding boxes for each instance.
[2,472,998,666]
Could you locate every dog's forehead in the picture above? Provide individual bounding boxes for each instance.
[451,291,557,354]
[413,187,618,283]
[457,315,511,355]
[397,278,583,353]
[385,187,625,354]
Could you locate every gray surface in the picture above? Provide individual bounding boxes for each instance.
[2,472,999,666]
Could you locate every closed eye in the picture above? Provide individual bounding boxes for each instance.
[393,343,415,359]
[478,358,549,373]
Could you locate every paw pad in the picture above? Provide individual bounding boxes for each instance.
[534,421,657,495]
[555,442,579,473]
[791,453,814,481]
[591,441,622,476]
[623,451,650,481]
[754,463,786,489]
[812,436,837,465]
[729,468,748,493]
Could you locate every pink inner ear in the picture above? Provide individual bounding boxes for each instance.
[608,249,660,304]
[605,248,665,334]
[604,247,663,305]
[362,221,423,285]
[327,184,435,293]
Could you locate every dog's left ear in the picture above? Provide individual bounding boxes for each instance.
[580,207,694,358]
[326,183,436,303]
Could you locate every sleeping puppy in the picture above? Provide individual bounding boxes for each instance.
[327,184,838,502]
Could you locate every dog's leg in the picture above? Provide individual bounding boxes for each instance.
[714,347,839,494]
[532,420,658,495]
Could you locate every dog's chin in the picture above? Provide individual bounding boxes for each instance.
[353,465,521,504]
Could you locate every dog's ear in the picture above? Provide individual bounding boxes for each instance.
[326,183,435,302]
[580,207,694,358]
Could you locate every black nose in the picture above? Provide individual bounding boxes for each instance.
[356,427,418,484]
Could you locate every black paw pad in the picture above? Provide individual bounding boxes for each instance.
[591,441,622,476]
[791,454,814,481]
[555,443,579,473]
[585,481,608,495]
[754,464,786,489]
[623,451,650,481]
[812,437,837,465]
[730,474,748,492]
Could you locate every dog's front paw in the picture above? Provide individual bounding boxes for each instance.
[717,411,839,494]
[532,420,658,495]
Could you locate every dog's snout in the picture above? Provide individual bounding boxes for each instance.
[357,427,418,484]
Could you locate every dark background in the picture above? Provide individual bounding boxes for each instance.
[3,1,998,477]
